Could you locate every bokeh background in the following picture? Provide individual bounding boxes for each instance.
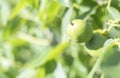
[0,0,120,78]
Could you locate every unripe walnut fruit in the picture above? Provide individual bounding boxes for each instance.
[85,33,107,50]
[66,19,93,43]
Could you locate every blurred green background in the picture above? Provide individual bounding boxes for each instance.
[0,0,120,78]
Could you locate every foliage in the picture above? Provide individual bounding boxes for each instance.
[0,0,120,78]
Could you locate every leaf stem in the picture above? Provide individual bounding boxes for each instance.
[107,0,111,9]
[87,49,105,78]
[87,40,115,78]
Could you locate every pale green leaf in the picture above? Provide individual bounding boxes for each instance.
[39,0,61,25]
[73,58,88,78]
[55,0,70,7]
[1,1,10,26]
[61,7,73,41]
[101,46,120,78]
[28,42,69,68]
[107,7,120,20]
[10,0,27,20]
[36,67,45,78]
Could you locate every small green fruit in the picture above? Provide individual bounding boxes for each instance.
[66,19,93,43]
[85,33,106,50]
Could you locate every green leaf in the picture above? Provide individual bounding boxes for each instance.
[10,38,29,47]
[91,6,106,29]
[16,68,36,78]
[0,73,9,78]
[61,7,74,41]
[107,7,120,20]
[54,62,67,78]
[43,60,57,74]
[10,0,27,20]
[2,17,22,41]
[17,32,50,46]
[36,67,45,78]
[39,0,61,26]
[34,0,39,8]
[45,42,69,61]
[28,42,69,68]
[3,43,15,62]
[101,46,120,78]
[1,1,10,26]
[73,58,88,78]
[55,0,70,7]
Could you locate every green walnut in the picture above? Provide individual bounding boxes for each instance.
[85,33,107,50]
[66,19,93,43]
